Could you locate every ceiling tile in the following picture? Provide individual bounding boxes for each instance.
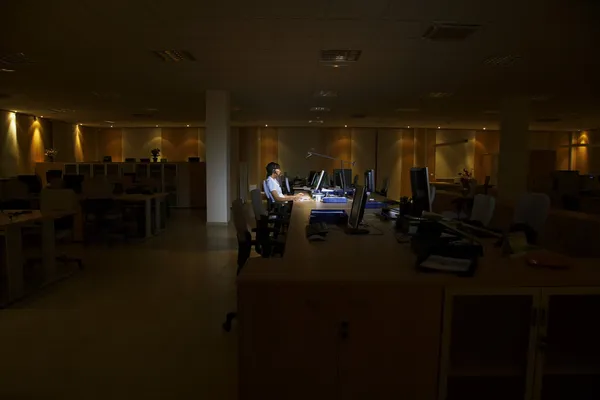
[324,0,390,19]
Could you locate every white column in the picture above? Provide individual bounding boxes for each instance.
[205,90,230,224]
[497,97,530,203]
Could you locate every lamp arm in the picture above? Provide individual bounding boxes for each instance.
[306,151,354,167]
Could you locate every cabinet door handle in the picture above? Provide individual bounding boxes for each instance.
[340,321,349,340]
[531,307,538,326]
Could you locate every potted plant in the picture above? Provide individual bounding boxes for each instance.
[45,148,58,162]
[458,168,474,191]
[150,148,161,162]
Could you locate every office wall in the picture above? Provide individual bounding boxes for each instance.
[351,128,377,184]
[161,127,204,162]
[435,130,476,180]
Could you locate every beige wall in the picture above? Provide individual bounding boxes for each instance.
[435,130,476,180]
[351,128,377,185]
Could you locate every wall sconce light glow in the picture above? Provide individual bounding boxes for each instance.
[40,115,44,118]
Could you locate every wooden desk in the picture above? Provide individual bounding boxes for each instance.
[238,201,600,400]
[0,210,74,306]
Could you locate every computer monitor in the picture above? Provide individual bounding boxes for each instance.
[125,158,136,162]
[346,185,369,234]
[63,174,84,193]
[364,169,375,193]
[410,167,432,214]
[139,158,150,163]
[313,170,325,191]
[284,177,291,194]
[17,175,42,194]
[188,157,200,162]
[103,156,112,162]
[334,169,352,190]
[308,170,317,185]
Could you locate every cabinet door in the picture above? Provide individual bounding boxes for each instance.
[338,285,443,400]
[534,288,600,400]
[238,283,339,400]
[439,288,540,400]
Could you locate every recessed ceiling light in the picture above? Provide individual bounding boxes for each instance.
[483,127,486,130]
[186,124,190,127]
[265,124,268,127]
[310,106,330,112]
[40,115,43,118]
[344,125,348,128]
[320,49,362,63]
[314,90,338,98]
[156,125,159,127]
[407,126,411,128]
[438,126,441,129]
[0,68,15,73]
[111,125,113,128]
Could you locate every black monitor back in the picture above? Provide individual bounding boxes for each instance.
[364,169,375,193]
[17,175,42,194]
[410,167,431,214]
[63,174,84,193]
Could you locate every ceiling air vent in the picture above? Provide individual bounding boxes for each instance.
[310,106,330,112]
[422,23,480,41]
[535,117,561,123]
[484,55,521,66]
[320,49,362,63]
[0,52,34,65]
[152,50,196,62]
[48,108,75,114]
[308,120,324,124]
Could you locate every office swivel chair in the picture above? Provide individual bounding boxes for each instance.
[511,193,550,244]
[252,188,289,235]
[222,199,284,332]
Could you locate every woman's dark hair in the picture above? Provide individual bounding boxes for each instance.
[266,162,280,176]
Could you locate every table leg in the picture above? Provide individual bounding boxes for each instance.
[41,219,56,283]
[154,197,162,234]
[5,226,24,303]
[144,199,152,238]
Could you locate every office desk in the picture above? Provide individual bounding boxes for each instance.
[238,201,600,400]
[0,210,75,306]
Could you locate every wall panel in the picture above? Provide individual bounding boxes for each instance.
[435,130,476,180]
[161,127,200,161]
[122,128,162,160]
[351,128,377,185]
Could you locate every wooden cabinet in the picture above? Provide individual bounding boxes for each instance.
[534,288,600,400]
[439,288,600,400]
[238,283,443,400]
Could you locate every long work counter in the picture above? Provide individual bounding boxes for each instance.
[237,199,600,400]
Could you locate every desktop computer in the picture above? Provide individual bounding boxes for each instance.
[364,169,375,193]
[345,185,369,234]
[410,167,432,216]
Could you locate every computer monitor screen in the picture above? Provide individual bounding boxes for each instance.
[284,177,291,194]
[348,185,368,229]
[125,158,136,162]
[63,174,85,193]
[313,170,325,191]
[364,169,375,193]
[103,156,112,162]
[334,168,352,189]
[410,167,432,214]
[308,170,317,185]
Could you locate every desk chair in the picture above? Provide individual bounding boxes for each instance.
[46,170,63,187]
[222,199,283,332]
[252,188,289,235]
[468,194,496,227]
[25,189,83,271]
[1,178,34,210]
[512,192,550,244]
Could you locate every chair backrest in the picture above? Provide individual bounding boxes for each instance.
[41,188,78,212]
[470,194,496,227]
[430,185,436,205]
[513,193,551,233]
[251,188,268,218]
[263,180,275,203]
[231,199,249,240]
[46,169,63,183]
